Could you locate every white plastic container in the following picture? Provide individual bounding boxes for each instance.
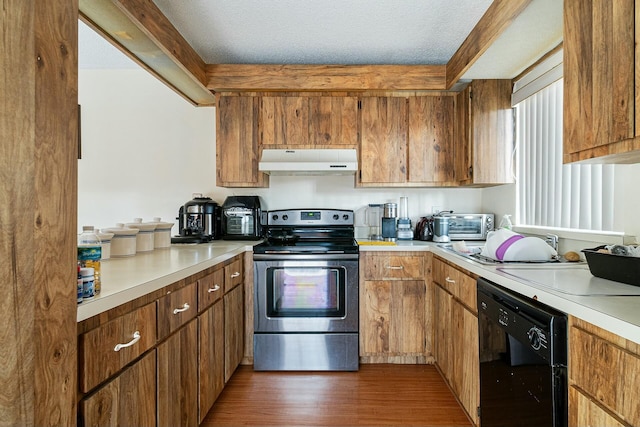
[97,231,114,260]
[152,217,173,249]
[104,223,139,257]
[126,218,157,253]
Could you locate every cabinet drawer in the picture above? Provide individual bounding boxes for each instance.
[363,254,424,280]
[157,282,197,340]
[79,302,156,393]
[433,257,477,312]
[224,257,243,293]
[198,267,224,311]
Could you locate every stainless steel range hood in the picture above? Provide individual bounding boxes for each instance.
[259,148,358,175]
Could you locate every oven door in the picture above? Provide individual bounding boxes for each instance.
[254,254,358,333]
[448,215,486,240]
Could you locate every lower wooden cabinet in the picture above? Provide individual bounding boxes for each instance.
[432,256,479,426]
[361,280,427,356]
[569,316,640,426]
[359,251,431,363]
[198,299,225,423]
[80,350,157,427]
[157,318,198,427]
[224,283,244,382]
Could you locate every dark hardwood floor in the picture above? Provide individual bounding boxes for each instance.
[201,364,472,427]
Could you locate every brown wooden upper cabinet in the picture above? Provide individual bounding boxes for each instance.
[216,95,269,188]
[216,83,514,188]
[258,95,358,147]
[456,80,514,186]
[359,96,409,186]
[563,0,640,163]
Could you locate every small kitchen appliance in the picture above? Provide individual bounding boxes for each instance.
[396,196,413,240]
[172,193,221,244]
[365,203,383,240]
[221,196,264,240]
[432,215,451,243]
[381,202,398,241]
[253,208,359,371]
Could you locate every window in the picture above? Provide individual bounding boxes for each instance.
[514,53,617,232]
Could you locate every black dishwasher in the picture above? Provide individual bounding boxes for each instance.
[477,278,567,427]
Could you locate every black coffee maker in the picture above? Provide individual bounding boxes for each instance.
[171,193,221,243]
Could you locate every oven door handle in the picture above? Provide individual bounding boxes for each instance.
[253,253,358,261]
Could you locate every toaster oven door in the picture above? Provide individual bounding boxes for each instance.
[447,215,486,240]
[223,208,260,239]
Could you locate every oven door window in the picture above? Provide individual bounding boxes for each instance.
[449,217,482,235]
[266,266,346,317]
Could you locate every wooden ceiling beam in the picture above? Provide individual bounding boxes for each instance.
[445,0,533,88]
[205,64,447,92]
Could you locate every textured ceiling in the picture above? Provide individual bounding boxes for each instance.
[151,0,493,65]
[79,0,563,80]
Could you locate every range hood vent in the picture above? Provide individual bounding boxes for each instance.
[259,149,358,175]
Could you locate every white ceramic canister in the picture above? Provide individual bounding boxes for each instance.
[97,231,115,260]
[126,218,157,252]
[104,223,139,257]
[152,217,173,249]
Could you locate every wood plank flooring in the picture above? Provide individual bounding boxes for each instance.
[201,364,472,427]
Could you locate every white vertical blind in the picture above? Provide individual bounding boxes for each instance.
[515,79,616,231]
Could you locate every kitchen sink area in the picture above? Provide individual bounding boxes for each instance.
[437,243,584,267]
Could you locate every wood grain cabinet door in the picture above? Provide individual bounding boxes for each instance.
[308,96,358,146]
[563,0,635,162]
[81,350,156,427]
[198,300,225,424]
[216,95,267,187]
[157,319,198,427]
[224,284,244,382]
[359,96,408,185]
[224,256,243,293]
[361,280,426,356]
[259,96,309,146]
[408,96,456,184]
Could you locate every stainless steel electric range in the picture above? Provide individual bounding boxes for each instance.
[253,209,359,371]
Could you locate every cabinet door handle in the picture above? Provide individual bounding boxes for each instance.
[114,331,141,352]
[173,302,190,315]
[208,284,221,293]
[445,276,456,283]
[386,266,404,270]
[230,272,240,278]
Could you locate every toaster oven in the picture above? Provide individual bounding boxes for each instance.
[446,213,494,240]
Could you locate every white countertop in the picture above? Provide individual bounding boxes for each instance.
[357,239,640,345]
[79,238,640,345]
[76,241,257,322]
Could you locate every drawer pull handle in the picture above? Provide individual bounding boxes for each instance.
[386,266,404,270]
[445,276,456,283]
[208,284,221,293]
[230,272,240,278]
[173,303,190,315]
[114,331,141,352]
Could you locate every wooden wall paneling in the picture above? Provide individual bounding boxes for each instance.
[0,1,79,425]
[408,96,455,183]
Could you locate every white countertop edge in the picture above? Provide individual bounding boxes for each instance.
[76,243,255,322]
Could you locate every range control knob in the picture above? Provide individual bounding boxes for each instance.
[343,214,350,221]
[527,327,542,350]
[333,214,339,220]
[282,215,288,221]
[271,214,279,221]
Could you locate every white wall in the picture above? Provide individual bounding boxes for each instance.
[78,68,483,236]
